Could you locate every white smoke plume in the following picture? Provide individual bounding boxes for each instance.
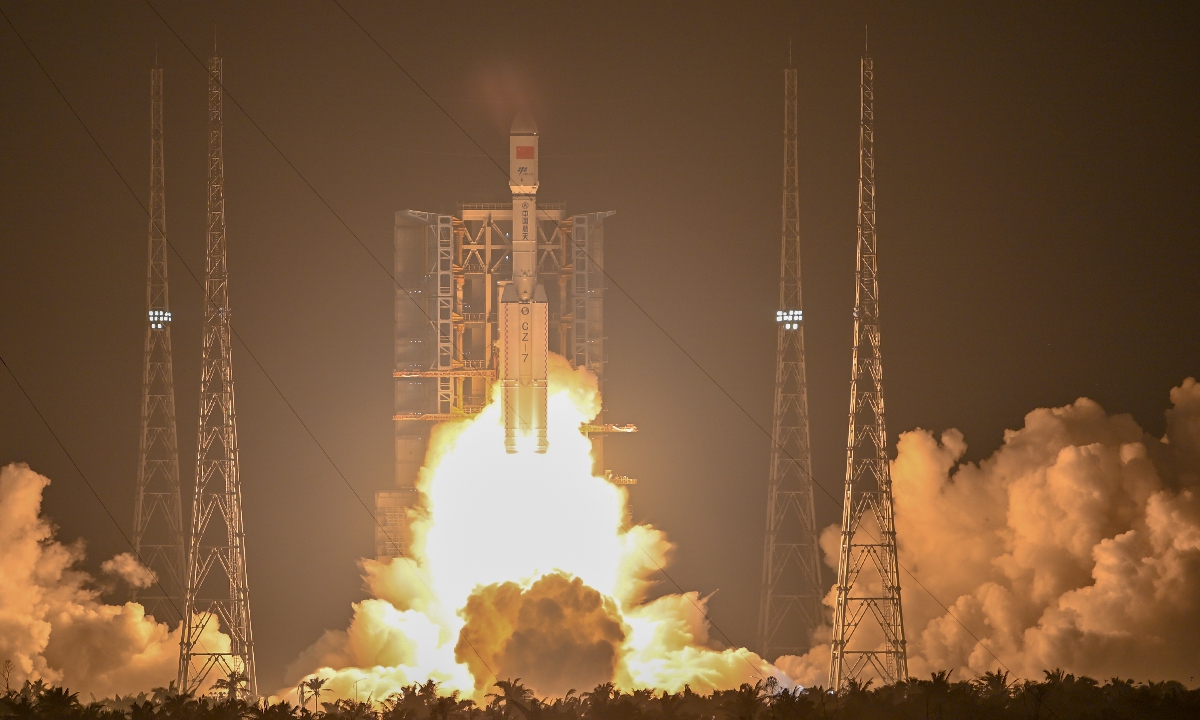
[285,355,786,702]
[0,462,226,698]
[779,378,1200,686]
[101,553,157,590]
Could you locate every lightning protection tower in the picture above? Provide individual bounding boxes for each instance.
[179,55,257,698]
[829,49,909,689]
[758,60,823,660]
[132,65,185,624]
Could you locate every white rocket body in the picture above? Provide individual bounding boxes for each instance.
[499,113,548,453]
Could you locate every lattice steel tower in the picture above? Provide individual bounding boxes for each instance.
[758,60,823,660]
[179,55,257,698]
[132,65,185,625]
[829,50,908,689]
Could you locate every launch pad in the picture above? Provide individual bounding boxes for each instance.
[377,114,633,559]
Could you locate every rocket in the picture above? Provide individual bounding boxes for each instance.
[499,112,549,453]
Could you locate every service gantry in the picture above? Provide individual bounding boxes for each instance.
[179,56,257,699]
[132,64,186,626]
[829,49,909,689]
[758,61,824,660]
[380,126,633,557]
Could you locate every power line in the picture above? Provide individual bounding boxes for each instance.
[2,0,398,574]
[0,351,209,653]
[328,1,1017,680]
[0,4,497,686]
[167,0,1016,682]
[0,354,161,600]
[631,540,768,681]
[11,0,1013,684]
[139,1,450,352]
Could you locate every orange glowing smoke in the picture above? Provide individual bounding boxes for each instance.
[0,463,231,698]
[285,355,786,701]
[778,378,1200,688]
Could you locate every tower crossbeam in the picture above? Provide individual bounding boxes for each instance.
[829,51,909,690]
[179,56,257,699]
[132,66,185,625]
[758,63,823,660]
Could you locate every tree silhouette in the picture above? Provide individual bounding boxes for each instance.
[488,679,534,720]
[303,677,328,714]
[1,671,1199,719]
[212,669,249,702]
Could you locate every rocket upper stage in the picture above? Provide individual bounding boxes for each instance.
[508,111,539,303]
[509,110,539,195]
[500,111,549,453]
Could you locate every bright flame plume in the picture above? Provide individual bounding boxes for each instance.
[286,355,786,701]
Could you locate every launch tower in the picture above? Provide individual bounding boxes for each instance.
[381,114,632,558]
[132,65,185,625]
[179,56,257,698]
[829,50,909,689]
[758,62,824,659]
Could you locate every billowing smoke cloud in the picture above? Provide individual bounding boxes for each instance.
[780,378,1200,686]
[0,462,227,698]
[101,553,157,589]
[286,355,786,702]
[458,573,625,697]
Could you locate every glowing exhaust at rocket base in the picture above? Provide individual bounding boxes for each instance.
[500,113,548,453]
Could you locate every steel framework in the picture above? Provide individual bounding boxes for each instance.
[758,65,823,659]
[386,196,626,558]
[179,56,257,698]
[829,53,908,689]
[132,66,185,625]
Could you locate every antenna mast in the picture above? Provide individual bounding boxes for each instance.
[758,59,823,659]
[179,55,257,698]
[829,49,908,689]
[132,66,185,625]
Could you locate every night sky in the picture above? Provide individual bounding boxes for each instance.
[1,1,1197,689]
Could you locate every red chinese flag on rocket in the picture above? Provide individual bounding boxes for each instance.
[516,145,535,159]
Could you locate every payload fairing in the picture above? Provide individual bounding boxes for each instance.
[499,113,549,453]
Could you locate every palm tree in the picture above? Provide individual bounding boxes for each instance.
[764,686,815,720]
[489,679,533,720]
[248,699,301,719]
[971,670,1011,699]
[150,682,179,706]
[159,687,198,718]
[304,677,328,714]
[35,686,81,716]
[213,669,249,702]
[431,690,473,720]
[22,678,48,701]
[718,681,769,720]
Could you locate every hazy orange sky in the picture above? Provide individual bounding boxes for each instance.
[1,1,1197,689]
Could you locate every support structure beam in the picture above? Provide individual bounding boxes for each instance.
[758,62,823,660]
[385,121,628,557]
[179,55,257,699]
[829,50,909,690]
[132,65,185,626]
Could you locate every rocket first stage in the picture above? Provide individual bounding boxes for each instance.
[499,112,549,453]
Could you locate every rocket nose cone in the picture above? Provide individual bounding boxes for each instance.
[511,110,537,135]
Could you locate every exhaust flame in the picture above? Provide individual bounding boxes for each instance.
[287,355,785,701]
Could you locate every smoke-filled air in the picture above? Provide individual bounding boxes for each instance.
[287,368,1200,701]
[283,354,786,702]
[780,377,1200,686]
[5,373,1200,701]
[0,463,229,698]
